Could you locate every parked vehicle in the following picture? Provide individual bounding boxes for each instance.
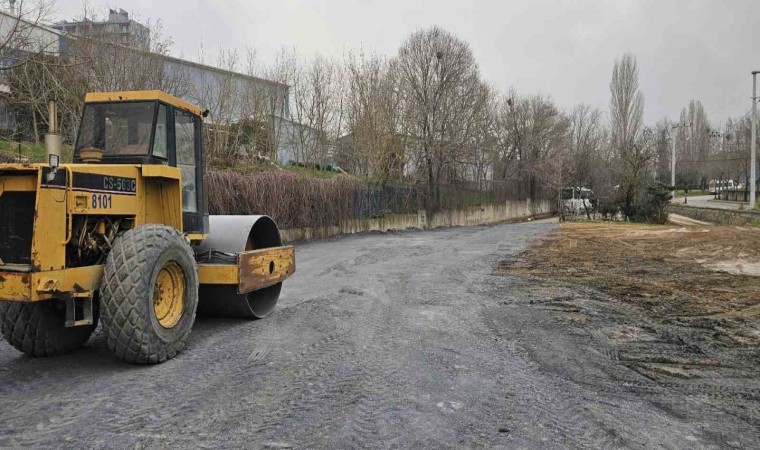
[708,179,742,194]
[561,187,594,215]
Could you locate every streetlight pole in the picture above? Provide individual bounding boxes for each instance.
[751,70,758,207]
[671,129,676,200]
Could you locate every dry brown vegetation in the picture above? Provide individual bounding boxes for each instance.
[204,168,542,230]
[206,170,359,229]
[504,221,760,347]
[206,169,430,229]
[501,220,760,429]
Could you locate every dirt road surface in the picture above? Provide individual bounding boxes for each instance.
[1,219,758,448]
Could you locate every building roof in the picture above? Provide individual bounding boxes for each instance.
[0,9,65,37]
[161,54,288,90]
[85,90,203,116]
[0,9,290,108]
[54,25,288,91]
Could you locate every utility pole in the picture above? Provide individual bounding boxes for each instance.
[751,70,758,207]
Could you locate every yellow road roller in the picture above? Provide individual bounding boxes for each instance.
[0,90,295,364]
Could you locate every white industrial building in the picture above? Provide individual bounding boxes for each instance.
[0,7,315,165]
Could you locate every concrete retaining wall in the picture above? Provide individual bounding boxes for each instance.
[667,204,760,227]
[720,190,750,202]
[281,198,553,243]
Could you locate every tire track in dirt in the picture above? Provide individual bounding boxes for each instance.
[479,302,640,449]
[328,280,408,448]
[255,315,352,436]
[478,271,713,447]
[490,277,760,447]
[111,297,342,448]
[212,295,359,446]
[1,298,327,448]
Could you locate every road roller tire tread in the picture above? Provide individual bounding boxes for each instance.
[0,300,98,357]
[100,225,198,364]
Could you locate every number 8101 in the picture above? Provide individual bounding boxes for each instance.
[92,193,112,209]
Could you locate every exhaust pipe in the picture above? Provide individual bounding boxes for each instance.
[44,100,62,162]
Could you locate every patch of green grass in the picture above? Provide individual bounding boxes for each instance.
[283,165,341,179]
[676,189,707,196]
[0,140,45,161]
[210,159,279,175]
[208,161,346,179]
[0,140,74,163]
[439,189,495,208]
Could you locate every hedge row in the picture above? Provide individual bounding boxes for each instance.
[205,169,363,229]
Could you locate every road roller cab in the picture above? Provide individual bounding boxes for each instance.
[0,90,295,364]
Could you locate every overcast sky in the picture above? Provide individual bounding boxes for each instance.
[54,0,760,126]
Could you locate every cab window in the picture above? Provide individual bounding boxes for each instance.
[75,102,155,157]
[175,110,197,213]
[153,104,168,158]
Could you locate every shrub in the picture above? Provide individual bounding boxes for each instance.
[597,198,622,219]
[206,169,360,229]
[630,181,673,224]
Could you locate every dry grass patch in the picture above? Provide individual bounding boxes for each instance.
[503,221,760,345]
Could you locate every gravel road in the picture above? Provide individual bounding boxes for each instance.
[0,219,755,448]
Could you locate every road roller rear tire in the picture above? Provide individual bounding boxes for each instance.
[100,225,198,364]
[0,299,98,357]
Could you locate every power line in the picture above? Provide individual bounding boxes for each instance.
[706,79,750,121]
[714,107,753,135]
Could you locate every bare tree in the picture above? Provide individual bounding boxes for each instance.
[652,118,672,182]
[0,0,55,70]
[463,83,498,189]
[609,53,648,216]
[492,90,521,181]
[282,53,345,167]
[342,51,406,181]
[261,48,299,164]
[723,115,754,194]
[566,104,609,216]
[610,54,643,154]
[675,100,710,189]
[192,49,247,165]
[0,0,60,141]
[238,47,290,162]
[3,13,190,146]
[394,26,484,207]
[494,90,568,199]
[567,105,604,181]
